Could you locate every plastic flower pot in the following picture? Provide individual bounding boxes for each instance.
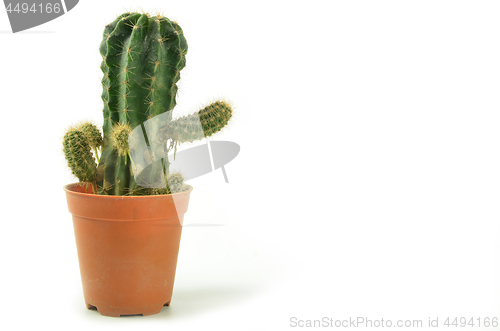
[63,183,192,317]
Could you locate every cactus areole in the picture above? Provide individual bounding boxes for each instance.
[63,12,232,195]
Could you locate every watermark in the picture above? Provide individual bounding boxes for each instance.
[3,0,79,32]
[128,111,240,187]
[289,316,499,328]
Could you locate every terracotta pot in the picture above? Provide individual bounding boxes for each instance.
[63,183,193,317]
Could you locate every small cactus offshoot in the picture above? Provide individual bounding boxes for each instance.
[161,100,233,144]
[63,129,97,191]
[77,122,102,162]
[111,123,132,157]
[63,12,233,196]
[167,172,190,194]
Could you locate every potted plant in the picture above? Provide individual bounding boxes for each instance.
[63,11,232,317]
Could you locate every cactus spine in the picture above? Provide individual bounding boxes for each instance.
[63,12,232,196]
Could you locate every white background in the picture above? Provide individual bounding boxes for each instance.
[1,0,499,330]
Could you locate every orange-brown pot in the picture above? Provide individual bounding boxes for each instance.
[63,183,193,317]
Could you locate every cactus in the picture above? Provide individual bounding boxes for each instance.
[110,123,132,157]
[166,172,189,193]
[160,100,233,144]
[63,129,97,185]
[62,12,232,196]
[77,122,102,162]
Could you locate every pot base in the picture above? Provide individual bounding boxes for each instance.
[86,301,171,317]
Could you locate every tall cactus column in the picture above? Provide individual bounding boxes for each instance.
[98,13,188,195]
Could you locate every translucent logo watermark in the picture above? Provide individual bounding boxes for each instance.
[128,111,240,188]
[3,0,79,33]
[128,110,240,227]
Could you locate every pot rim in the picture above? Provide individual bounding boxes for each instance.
[63,182,193,199]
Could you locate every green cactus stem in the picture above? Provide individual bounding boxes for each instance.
[77,122,102,162]
[97,12,188,195]
[63,129,97,189]
[158,100,233,144]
